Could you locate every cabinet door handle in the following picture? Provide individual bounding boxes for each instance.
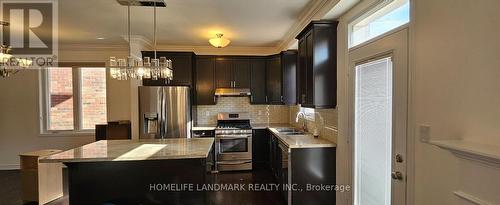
[265,96,268,103]
[213,96,216,103]
[281,96,284,103]
[233,81,236,88]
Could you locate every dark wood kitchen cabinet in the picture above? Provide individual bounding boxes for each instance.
[141,51,195,86]
[296,21,338,108]
[266,54,282,104]
[252,129,270,168]
[250,57,267,104]
[268,131,336,205]
[195,56,216,105]
[281,50,298,105]
[232,58,251,88]
[215,57,251,88]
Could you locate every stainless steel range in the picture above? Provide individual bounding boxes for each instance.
[215,112,252,171]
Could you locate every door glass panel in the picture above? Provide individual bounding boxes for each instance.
[354,57,393,205]
[220,139,248,153]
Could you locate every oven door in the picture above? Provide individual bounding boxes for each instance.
[216,134,252,161]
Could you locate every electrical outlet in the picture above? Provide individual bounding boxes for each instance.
[419,125,431,142]
[205,111,210,117]
[258,110,262,115]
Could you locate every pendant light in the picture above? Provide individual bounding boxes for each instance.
[0,20,33,78]
[109,2,173,81]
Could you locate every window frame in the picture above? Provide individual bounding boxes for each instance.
[348,0,410,49]
[39,62,107,136]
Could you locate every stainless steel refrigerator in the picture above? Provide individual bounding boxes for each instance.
[139,86,191,139]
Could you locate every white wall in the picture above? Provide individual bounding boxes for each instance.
[412,0,500,204]
[334,0,500,204]
[0,47,130,169]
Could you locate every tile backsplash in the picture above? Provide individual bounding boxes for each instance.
[289,105,338,143]
[195,97,289,125]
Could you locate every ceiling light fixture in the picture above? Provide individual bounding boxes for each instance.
[209,33,230,48]
[109,1,173,81]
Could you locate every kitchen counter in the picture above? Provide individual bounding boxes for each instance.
[192,124,217,131]
[254,123,337,148]
[251,123,292,129]
[40,138,214,163]
[268,127,336,148]
[40,138,214,205]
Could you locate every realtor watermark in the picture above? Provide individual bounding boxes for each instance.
[1,0,58,67]
[149,183,351,193]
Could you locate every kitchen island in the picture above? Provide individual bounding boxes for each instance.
[40,138,214,205]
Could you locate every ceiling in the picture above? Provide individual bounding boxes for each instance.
[58,0,313,48]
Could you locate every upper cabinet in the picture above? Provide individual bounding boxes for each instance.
[195,56,216,105]
[250,57,267,104]
[266,54,282,104]
[215,57,251,88]
[250,52,297,105]
[281,50,298,105]
[141,51,195,86]
[296,21,338,109]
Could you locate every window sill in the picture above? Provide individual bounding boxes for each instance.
[39,131,95,138]
[428,139,500,167]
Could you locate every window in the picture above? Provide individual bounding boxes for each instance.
[40,64,107,135]
[349,0,410,48]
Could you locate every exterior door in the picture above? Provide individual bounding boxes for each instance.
[348,27,408,205]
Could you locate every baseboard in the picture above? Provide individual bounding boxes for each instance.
[0,164,20,170]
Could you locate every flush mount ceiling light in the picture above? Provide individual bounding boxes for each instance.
[209,33,231,48]
[109,0,173,81]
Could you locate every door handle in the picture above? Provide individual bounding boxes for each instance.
[396,154,404,163]
[391,171,403,180]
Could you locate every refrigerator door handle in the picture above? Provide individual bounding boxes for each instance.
[163,88,168,138]
[157,88,163,138]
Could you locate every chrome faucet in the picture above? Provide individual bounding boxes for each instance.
[295,112,308,132]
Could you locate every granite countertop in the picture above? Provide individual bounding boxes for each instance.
[251,123,292,129]
[192,124,217,131]
[39,138,214,163]
[267,126,336,149]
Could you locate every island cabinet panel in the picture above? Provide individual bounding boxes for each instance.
[250,58,267,104]
[65,159,208,205]
[281,50,298,105]
[296,21,338,108]
[195,56,216,105]
[266,54,283,104]
[141,51,195,86]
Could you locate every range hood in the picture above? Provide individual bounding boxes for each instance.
[116,0,166,7]
[215,88,251,96]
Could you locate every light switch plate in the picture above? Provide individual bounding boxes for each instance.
[205,111,210,116]
[419,125,431,142]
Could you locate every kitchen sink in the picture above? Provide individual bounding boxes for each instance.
[283,131,304,135]
[276,128,300,133]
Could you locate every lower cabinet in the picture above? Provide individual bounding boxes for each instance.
[252,129,270,168]
[268,131,336,205]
